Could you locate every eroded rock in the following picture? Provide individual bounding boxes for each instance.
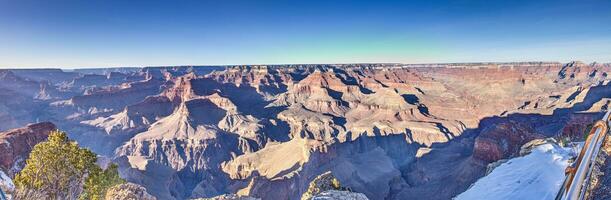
[105,183,156,200]
[0,122,56,177]
[312,190,369,200]
[301,172,344,200]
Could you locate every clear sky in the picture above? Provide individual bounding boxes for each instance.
[1,0,610,68]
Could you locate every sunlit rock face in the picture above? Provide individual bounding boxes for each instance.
[105,183,157,200]
[1,62,610,199]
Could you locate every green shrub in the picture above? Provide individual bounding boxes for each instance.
[14,130,124,200]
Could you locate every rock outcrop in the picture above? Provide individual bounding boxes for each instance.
[0,122,56,176]
[588,129,611,200]
[473,121,544,163]
[301,172,343,200]
[105,183,156,200]
[193,194,260,200]
[311,190,369,200]
[0,170,14,199]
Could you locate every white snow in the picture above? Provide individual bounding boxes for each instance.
[455,143,578,200]
[0,170,14,191]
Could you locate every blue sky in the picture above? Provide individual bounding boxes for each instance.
[1,0,610,68]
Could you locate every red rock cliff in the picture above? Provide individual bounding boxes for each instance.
[0,122,56,176]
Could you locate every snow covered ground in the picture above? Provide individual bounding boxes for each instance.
[455,143,579,200]
[0,170,14,197]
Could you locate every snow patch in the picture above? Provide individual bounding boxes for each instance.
[455,143,577,200]
[0,170,14,192]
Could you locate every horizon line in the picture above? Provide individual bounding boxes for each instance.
[2,60,609,70]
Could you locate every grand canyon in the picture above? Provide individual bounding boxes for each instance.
[1,61,610,199]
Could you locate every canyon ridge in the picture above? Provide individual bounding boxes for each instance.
[0,62,610,199]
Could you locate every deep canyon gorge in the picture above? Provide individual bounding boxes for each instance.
[1,62,610,199]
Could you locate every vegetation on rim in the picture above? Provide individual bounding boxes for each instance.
[13,130,123,200]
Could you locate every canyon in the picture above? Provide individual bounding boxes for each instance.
[0,62,609,199]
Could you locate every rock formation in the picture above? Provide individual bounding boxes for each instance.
[311,190,369,200]
[0,62,609,199]
[0,122,56,199]
[473,121,544,162]
[0,170,13,199]
[105,183,156,200]
[193,194,260,200]
[301,171,343,200]
[0,122,56,177]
